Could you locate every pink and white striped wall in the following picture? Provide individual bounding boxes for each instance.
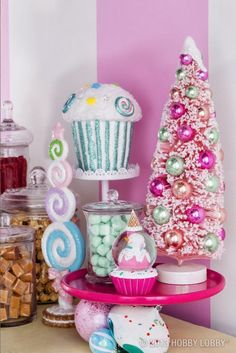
[1,0,235,335]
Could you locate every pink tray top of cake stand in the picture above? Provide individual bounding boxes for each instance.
[61,267,225,306]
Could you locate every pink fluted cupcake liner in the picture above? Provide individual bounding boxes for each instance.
[111,275,157,296]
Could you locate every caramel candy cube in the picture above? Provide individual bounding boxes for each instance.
[3,247,19,260]
[21,294,32,303]
[3,271,16,288]
[13,279,28,295]
[20,272,33,282]
[19,248,31,259]
[0,289,9,304]
[18,259,33,273]
[0,307,7,321]
[9,307,19,319]
[12,263,25,278]
[24,282,32,294]
[10,295,21,310]
[20,303,31,317]
[0,257,10,273]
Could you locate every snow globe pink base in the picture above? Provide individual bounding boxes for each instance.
[110,210,157,296]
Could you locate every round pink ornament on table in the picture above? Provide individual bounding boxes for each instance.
[180,53,193,65]
[186,205,205,224]
[149,175,170,197]
[75,300,112,342]
[177,125,195,142]
[170,102,186,119]
[198,150,216,169]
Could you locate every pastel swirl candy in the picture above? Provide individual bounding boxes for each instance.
[45,187,76,222]
[47,160,73,188]
[42,221,85,271]
[49,138,69,161]
[115,96,134,117]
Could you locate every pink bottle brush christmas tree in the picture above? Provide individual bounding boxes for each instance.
[143,37,225,261]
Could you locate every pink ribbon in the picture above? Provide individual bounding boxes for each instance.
[48,268,72,303]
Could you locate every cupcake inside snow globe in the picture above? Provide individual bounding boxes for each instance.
[110,210,157,295]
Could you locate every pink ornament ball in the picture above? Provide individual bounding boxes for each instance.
[198,150,216,169]
[177,125,195,142]
[186,205,205,224]
[75,300,111,342]
[218,228,226,240]
[197,69,208,81]
[180,53,193,65]
[164,229,184,249]
[170,102,186,119]
[172,179,192,199]
[149,175,170,197]
[198,105,210,121]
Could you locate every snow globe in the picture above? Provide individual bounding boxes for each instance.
[110,210,157,295]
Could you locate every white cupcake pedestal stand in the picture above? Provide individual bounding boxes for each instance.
[62,267,225,353]
[75,164,140,201]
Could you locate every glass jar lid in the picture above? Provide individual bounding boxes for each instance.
[0,101,33,147]
[0,214,34,243]
[0,166,49,214]
[82,189,143,214]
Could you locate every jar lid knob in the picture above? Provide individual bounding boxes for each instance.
[107,189,119,203]
[0,213,11,227]
[29,166,47,185]
[2,100,14,123]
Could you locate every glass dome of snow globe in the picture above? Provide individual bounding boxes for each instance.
[112,210,157,271]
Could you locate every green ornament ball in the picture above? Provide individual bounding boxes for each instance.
[166,156,184,176]
[158,127,169,142]
[186,85,199,99]
[205,128,219,144]
[153,206,171,225]
[176,68,186,80]
[203,233,219,253]
[205,175,220,193]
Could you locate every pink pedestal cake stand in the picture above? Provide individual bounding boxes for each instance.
[62,267,225,353]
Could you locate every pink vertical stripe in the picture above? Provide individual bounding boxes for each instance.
[97,0,210,327]
[0,0,10,114]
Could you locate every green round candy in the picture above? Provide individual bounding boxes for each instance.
[203,233,219,253]
[205,175,220,193]
[90,224,100,236]
[103,235,115,246]
[99,223,111,237]
[100,215,111,223]
[186,85,199,99]
[153,206,171,225]
[91,236,102,248]
[158,127,169,142]
[98,257,109,268]
[166,155,184,176]
[89,215,101,225]
[205,128,219,144]
[94,266,108,277]
[97,244,110,256]
[91,254,99,266]
[176,68,186,80]
[106,250,113,261]
[111,216,126,232]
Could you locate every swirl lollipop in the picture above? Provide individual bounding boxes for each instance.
[45,187,76,222]
[42,221,85,272]
[47,160,73,188]
[49,123,69,161]
[115,96,134,117]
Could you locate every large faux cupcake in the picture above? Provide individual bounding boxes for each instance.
[62,83,142,173]
[110,210,157,296]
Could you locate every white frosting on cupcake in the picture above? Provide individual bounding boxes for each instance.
[62,83,142,123]
[111,267,157,279]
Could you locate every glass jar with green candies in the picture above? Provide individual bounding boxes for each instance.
[82,190,143,284]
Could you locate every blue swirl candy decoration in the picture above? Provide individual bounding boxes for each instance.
[62,93,76,113]
[89,328,117,353]
[42,221,85,272]
[115,96,134,117]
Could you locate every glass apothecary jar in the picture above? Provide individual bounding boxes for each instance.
[0,167,79,303]
[82,190,143,284]
[0,101,33,194]
[0,213,36,327]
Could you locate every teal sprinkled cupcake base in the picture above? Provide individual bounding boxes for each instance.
[71,120,134,172]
